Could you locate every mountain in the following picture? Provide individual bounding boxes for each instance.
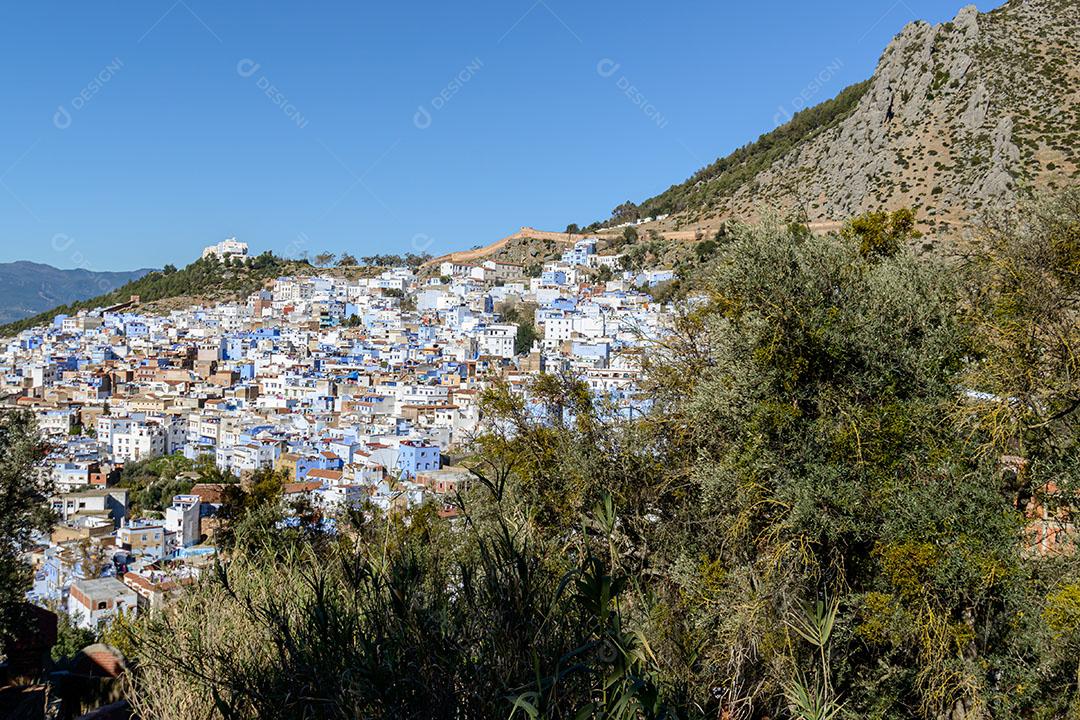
[0,262,154,325]
[624,0,1079,238]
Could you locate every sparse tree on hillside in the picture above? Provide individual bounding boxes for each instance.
[694,238,717,261]
[611,201,640,223]
[404,252,432,268]
[842,207,920,257]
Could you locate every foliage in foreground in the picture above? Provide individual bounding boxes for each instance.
[0,410,52,645]
[117,192,1080,719]
[120,500,661,719]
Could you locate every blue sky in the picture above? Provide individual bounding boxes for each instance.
[0,0,983,270]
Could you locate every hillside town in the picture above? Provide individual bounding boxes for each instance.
[2,237,675,634]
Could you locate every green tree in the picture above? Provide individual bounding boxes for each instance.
[0,411,52,644]
[611,201,640,224]
[841,207,920,257]
[694,238,717,261]
[76,537,110,579]
[514,322,537,355]
[51,608,98,662]
[115,453,197,516]
[215,467,286,549]
[643,216,1066,718]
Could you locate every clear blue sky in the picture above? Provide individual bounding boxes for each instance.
[0,0,982,270]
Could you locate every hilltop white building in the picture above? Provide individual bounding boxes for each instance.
[202,237,249,261]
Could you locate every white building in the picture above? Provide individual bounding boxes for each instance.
[539,312,575,344]
[52,463,94,493]
[313,484,367,512]
[216,442,277,474]
[274,278,315,303]
[202,237,249,260]
[96,416,132,449]
[51,488,128,524]
[38,408,77,437]
[112,420,166,463]
[117,520,167,559]
[68,577,138,630]
[165,494,201,549]
[477,324,517,359]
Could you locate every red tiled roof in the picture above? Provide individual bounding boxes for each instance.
[282,481,322,495]
[306,469,343,481]
[190,483,227,504]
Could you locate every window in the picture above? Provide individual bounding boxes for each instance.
[97,601,107,610]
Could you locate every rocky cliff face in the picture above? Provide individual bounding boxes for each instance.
[659,0,1079,236]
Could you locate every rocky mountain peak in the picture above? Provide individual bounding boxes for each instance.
[635,0,1079,241]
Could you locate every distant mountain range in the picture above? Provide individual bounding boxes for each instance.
[0,262,154,325]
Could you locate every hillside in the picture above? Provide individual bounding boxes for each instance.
[0,253,312,337]
[423,226,583,269]
[0,262,153,325]
[622,0,1079,238]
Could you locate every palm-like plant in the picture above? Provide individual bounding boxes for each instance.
[784,595,842,720]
